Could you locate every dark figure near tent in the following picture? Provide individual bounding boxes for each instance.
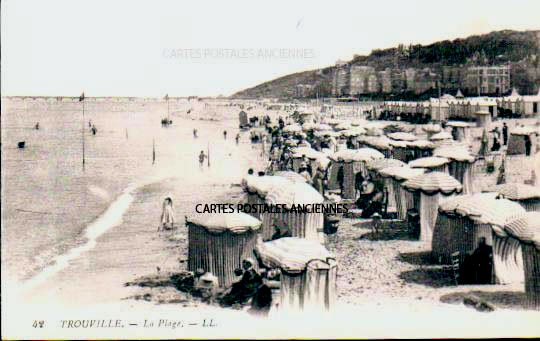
[356,177,384,218]
[235,133,240,145]
[525,135,532,156]
[220,259,263,306]
[346,138,355,149]
[461,237,493,284]
[337,166,345,196]
[35,122,40,130]
[502,123,508,146]
[354,171,364,199]
[91,125,97,135]
[491,127,501,152]
[451,127,459,141]
[223,130,227,139]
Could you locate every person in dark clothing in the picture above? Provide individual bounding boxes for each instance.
[346,138,355,149]
[356,177,384,218]
[337,165,345,196]
[525,135,532,156]
[354,171,364,199]
[502,123,508,146]
[470,237,493,284]
[220,258,263,306]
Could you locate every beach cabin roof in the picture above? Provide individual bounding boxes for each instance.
[366,136,393,150]
[340,128,366,137]
[186,212,261,234]
[387,132,418,142]
[429,131,453,141]
[379,166,425,181]
[402,171,462,195]
[510,126,538,136]
[334,122,352,131]
[366,158,406,172]
[273,171,308,184]
[475,108,491,115]
[408,140,436,149]
[408,156,450,168]
[446,121,474,128]
[245,175,293,197]
[456,89,464,98]
[504,212,540,250]
[492,183,540,200]
[388,140,409,148]
[439,195,525,233]
[314,130,340,138]
[255,237,335,273]
[433,146,475,162]
[265,182,324,207]
[330,148,385,162]
[422,124,442,133]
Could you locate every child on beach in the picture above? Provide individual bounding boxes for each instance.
[158,197,175,231]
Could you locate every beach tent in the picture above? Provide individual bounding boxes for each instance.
[262,182,325,243]
[433,146,476,194]
[243,176,292,219]
[475,109,492,129]
[366,158,407,212]
[255,237,337,312]
[507,126,538,156]
[328,148,385,198]
[433,194,526,284]
[408,156,451,174]
[402,172,463,243]
[446,121,475,143]
[186,212,262,288]
[380,166,426,220]
[504,212,540,309]
[492,183,540,212]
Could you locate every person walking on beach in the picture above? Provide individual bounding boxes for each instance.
[199,150,207,169]
[223,130,227,139]
[193,129,198,138]
[158,197,175,231]
[502,122,508,146]
[235,133,240,145]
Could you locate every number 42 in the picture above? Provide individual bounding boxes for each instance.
[32,320,44,328]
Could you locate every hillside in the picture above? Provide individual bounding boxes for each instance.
[232,30,540,99]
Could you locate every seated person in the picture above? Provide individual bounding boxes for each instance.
[356,177,385,218]
[220,258,263,306]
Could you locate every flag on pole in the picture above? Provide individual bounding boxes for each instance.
[79,92,85,102]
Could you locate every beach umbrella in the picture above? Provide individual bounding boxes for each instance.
[492,183,540,201]
[387,132,418,142]
[422,124,442,134]
[312,123,332,131]
[340,128,365,137]
[255,237,337,312]
[408,140,435,149]
[314,130,340,138]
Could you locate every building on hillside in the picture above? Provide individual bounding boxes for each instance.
[464,65,510,95]
[349,65,375,95]
[378,69,392,93]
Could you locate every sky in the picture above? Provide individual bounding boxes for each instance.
[2,0,540,97]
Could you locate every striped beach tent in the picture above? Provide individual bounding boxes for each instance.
[243,176,292,219]
[387,132,418,142]
[403,172,462,243]
[379,166,425,220]
[504,212,540,309]
[434,146,476,194]
[433,194,526,284]
[255,237,337,312]
[186,212,262,288]
[263,182,324,243]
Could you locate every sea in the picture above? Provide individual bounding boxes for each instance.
[1,98,264,300]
